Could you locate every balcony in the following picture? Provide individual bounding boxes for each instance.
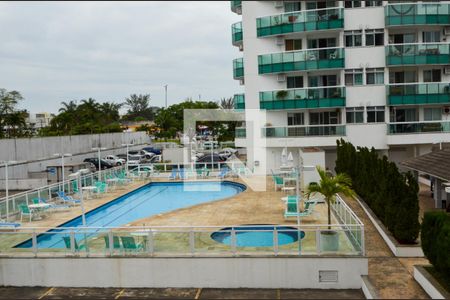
[233,93,245,109]
[258,47,344,74]
[235,127,246,138]
[231,22,243,46]
[387,82,450,105]
[259,86,345,110]
[262,124,346,138]
[386,43,450,66]
[388,121,450,134]
[230,0,241,15]
[233,58,244,80]
[257,7,343,38]
[385,3,450,26]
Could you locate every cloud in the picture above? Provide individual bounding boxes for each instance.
[0,1,244,113]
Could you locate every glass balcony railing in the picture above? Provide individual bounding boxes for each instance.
[232,22,243,46]
[235,127,246,138]
[233,58,244,79]
[262,124,346,138]
[388,121,450,134]
[385,3,450,26]
[259,86,345,110]
[233,93,245,109]
[387,82,450,105]
[257,8,344,37]
[259,47,344,74]
[386,43,450,66]
[231,0,242,14]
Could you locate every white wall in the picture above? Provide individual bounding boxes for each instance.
[0,257,368,289]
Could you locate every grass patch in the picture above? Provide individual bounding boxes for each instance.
[424,266,450,293]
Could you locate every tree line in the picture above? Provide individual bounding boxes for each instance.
[335,138,420,244]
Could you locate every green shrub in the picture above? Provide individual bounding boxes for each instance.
[335,138,420,244]
[421,211,450,277]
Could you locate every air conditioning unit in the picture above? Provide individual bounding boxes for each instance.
[276,36,284,46]
[444,27,450,36]
[444,66,450,75]
[239,79,245,86]
[274,1,283,8]
[444,106,450,114]
[277,74,286,82]
[238,44,244,51]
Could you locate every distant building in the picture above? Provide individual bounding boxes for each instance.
[25,112,55,133]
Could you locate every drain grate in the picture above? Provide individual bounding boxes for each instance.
[319,270,338,283]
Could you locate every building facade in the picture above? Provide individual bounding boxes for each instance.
[231,1,450,172]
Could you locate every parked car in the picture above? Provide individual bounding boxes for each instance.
[128,150,154,160]
[218,148,237,159]
[194,154,226,168]
[142,146,162,155]
[83,158,114,170]
[148,155,162,163]
[104,155,126,166]
[116,154,128,161]
[127,155,147,167]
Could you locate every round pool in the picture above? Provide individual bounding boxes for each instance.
[210,225,305,247]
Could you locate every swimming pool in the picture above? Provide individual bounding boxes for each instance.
[210,225,305,247]
[17,181,245,249]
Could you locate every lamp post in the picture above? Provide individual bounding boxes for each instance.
[164,84,168,108]
[92,147,107,181]
[53,153,72,190]
[1,160,17,222]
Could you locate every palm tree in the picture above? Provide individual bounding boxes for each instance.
[219,97,234,109]
[59,100,78,113]
[305,166,354,230]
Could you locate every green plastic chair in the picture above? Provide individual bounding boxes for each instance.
[273,176,284,191]
[71,180,79,193]
[120,236,144,252]
[19,204,33,222]
[32,198,40,204]
[62,236,86,251]
[103,235,122,252]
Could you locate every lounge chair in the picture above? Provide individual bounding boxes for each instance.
[217,167,229,179]
[179,168,186,180]
[169,168,178,180]
[284,199,318,219]
[57,191,81,206]
[120,236,144,253]
[0,220,21,230]
[103,235,122,252]
[18,204,34,222]
[62,236,86,252]
[272,175,285,191]
[33,198,70,211]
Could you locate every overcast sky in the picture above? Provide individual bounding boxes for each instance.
[0,1,243,114]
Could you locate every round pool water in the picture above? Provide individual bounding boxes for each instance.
[210,225,305,247]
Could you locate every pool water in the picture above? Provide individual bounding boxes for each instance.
[16,181,245,249]
[211,226,305,247]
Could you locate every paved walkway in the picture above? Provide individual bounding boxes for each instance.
[341,195,429,299]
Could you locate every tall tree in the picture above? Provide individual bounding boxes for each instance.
[0,89,26,138]
[122,94,154,121]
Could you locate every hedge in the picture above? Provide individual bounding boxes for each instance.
[335,139,420,244]
[421,211,450,277]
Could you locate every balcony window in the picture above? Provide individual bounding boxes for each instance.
[365,29,384,46]
[366,68,384,85]
[306,1,337,10]
[287,76,304,89]
[365,1,382,7]
[288,113,305,125]
[423,31,440,43]
[389,33,416,44]
[345,69,363,86]
[345,1,361,8]
[391,108,418,122]
[424,107,442,121]
[346,107,364,123]
[284,2,302,12]
[285,39,302,51]
[310,111,339,125]
[367,106,385,123]
[389,71,417,84]
[345,30,362,47]
[423,69,441,82]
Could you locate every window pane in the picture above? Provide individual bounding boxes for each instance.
[367,112,375,123]
[376,111,384,122]
[355,112,364,123]
[346,112,354,123]
[345,35,353,47]
[367,73,374,84]
[355,74,363,85]
[375,33,384,46]
[354,35,362,46]
[366,34,374,46]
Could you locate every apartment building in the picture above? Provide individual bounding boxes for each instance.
[231,1,450,172]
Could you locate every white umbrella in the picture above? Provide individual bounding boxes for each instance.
[281,147,287,166]
[287,152,293,165]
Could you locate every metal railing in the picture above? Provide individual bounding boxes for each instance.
[231,21,243,45]
[385,3,450,26]
[387,120,450,134]
[233,57,244,79]
[331,195,365,255]
[1,224,364,257]
[0,165,126,221]
[262,124,346,138]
